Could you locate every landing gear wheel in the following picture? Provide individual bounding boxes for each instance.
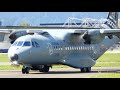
[39,65,50,72]
[22,68,26,74]
[22,66,30,74]
[80,67,91,73]
[25,67,29,74]
[81,68,86,73]
[86,67,91,72]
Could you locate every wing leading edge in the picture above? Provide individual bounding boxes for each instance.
[100,29,120,35]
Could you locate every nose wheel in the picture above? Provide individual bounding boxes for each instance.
[22,66,30,74]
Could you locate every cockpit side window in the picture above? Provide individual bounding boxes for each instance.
[32,41,35,47]
[34,41,40,48]
[23,41,31,46]
[32,41,40,48]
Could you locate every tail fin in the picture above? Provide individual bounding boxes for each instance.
[101,12,118,29]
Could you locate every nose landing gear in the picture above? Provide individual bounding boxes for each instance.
[22,66,30,74]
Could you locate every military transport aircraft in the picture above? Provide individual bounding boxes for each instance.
[1,12,120,74]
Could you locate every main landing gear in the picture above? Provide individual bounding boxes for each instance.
[80,67,91,73]
[39,65,50,72]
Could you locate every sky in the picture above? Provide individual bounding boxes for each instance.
[0,12,116,26]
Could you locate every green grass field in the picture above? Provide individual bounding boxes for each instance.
[0,65,22,70]
[0,54,10,62]
[91,73,120,78]
[94,62,120,67]
[97,53,120,62]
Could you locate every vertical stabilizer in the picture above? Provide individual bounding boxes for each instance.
[101,12,118,29]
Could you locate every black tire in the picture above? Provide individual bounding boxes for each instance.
[22,67,29,74]
[44,66,49,72]
[39,65,49,72]
[86,67,91,72]
[25,67,29,74]
[22,68,26,74]
[81,68,86,72]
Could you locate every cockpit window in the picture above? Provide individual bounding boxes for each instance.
[32,41,35,47]
[12,41,31,47]
[32,41,40,48]
[12,41,18,46]
[23,41,31,46]
[17,41,24,46]
[34,41,40,48]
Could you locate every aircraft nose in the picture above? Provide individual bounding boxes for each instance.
[10,54,19,61]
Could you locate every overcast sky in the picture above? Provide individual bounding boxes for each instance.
[0,12,117,26]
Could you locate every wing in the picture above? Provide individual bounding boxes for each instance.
[0,30,12,34]
[100,29,120,35]
[0,28,50,44]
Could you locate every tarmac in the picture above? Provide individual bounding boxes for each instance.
[0,67,120,78]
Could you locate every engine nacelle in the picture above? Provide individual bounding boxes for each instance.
[9,30,45,44]
[86,30,105,44]
[9,30,27,44]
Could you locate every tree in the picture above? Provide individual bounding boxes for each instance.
[18,22,30,26]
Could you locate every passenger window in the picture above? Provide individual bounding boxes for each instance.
[23,41,31,46]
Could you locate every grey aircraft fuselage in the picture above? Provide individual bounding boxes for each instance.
[8,29,120,68]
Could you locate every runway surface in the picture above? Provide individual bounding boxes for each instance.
[0,67,120,78]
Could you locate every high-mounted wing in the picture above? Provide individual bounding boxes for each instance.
[0,30,12,34]
[100,29,120,35]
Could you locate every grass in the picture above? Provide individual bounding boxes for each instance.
[0,54,10,62]
[97,53,120,62]
[94,62,120,67]
[0,65,22,70]
[91,73,120,78]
